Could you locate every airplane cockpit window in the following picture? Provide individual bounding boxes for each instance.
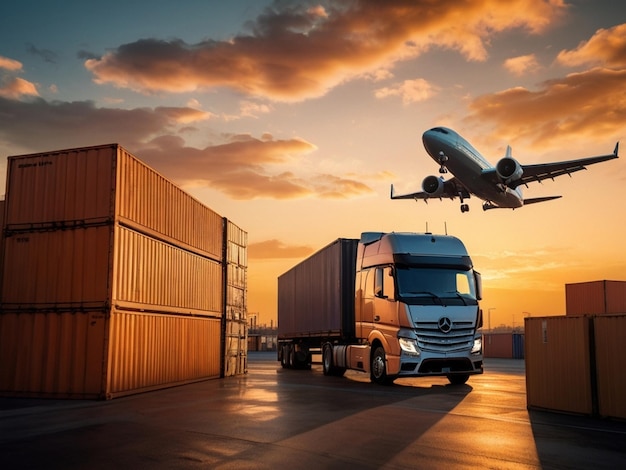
[431,127,449,134]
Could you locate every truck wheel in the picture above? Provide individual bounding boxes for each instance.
[322,344,345,377]
[371,346,394,385]
[447,374,469,385]
[322,344,334,376]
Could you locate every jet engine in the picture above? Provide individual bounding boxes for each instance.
[422,175,445,197]
[496,157,523,184]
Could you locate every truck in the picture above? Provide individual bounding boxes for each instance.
[277,232,483,385]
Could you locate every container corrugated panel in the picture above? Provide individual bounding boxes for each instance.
[1,225,112,310]
[224,320,247,377]
[512,333,525,359]
[5,145,116,228]
[6,144,225,260]
[605,281,626,314]
[565,281,606,315]
[106,310,221,398]
[226,220,247,322]
[116,149,224,260]
[278,238,358,338]
[0,311,107,399]
[594,315,626,419]
[484,333,513,358]
[112,225,223,315]
[525,316,593,415]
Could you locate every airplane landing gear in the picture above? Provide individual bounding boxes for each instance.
[438,151,448,174]
[461,204,470,213]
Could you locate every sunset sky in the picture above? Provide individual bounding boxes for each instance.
[1,0,625,328]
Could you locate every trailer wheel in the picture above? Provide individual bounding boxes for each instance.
[447,374,469,385]
[371,346,394,385]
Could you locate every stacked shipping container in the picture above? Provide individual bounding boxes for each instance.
[565,280,626,316]
[525,315,626,419]
[0,144,247,399]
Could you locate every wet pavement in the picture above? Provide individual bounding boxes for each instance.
[1,353,625,469]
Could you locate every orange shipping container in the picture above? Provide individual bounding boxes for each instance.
[484,333,513,358]
[593,315,626,419]
[0,309,222,399]
[525,316,593,415]
[1,224,223,316]
[565,280,626,316]
[4,144,223,260]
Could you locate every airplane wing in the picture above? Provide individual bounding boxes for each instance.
[510,143,619,189]
[390,177,471,200]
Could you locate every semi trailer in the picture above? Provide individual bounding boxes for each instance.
[277,232,483,385]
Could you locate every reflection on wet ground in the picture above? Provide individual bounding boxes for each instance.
[1,353,624,469]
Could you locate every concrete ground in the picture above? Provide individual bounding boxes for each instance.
[1,353,625,469]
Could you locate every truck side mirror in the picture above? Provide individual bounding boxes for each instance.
[474,271,482,300]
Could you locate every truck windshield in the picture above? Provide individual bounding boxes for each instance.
[395,267,477,306]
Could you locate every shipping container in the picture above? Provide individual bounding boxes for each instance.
[0,144,247,398]
[512,333,525,360]
[484,333,524,359]
[223,221,248,377]
[565,280,626,316]
[4,144,223,260]
[1,224,224,315]
[594,315,626,419]
[484,333,513,358]
[0,309,221,399]
[278,238,358,339]
[525,316,594,415]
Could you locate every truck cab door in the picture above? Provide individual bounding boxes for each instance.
[356,269,375,340]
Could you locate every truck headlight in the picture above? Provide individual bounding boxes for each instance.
[399,337,420,356]
[471,336,482,354]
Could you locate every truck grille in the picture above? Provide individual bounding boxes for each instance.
[415,320,475,353]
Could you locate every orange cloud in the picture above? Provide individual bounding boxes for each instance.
[556,23,626,68]
[467,67,626,146]
[0,97,371,200]
[85,0,566,101]
[503,54,541,76]
[0,97,203,151]
[374,78,439,104]
[0,77,39,99]
[137,133,372,200]
[248,239,314,259]
[0,56,23,71]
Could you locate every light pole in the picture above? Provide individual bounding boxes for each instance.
[487,308,496,344]
[488,308,496,333]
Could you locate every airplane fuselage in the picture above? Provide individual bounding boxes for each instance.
[422,127,524,208]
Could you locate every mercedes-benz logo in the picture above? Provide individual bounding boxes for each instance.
[438,317,452,333]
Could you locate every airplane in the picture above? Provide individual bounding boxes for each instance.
[390,127,619,212]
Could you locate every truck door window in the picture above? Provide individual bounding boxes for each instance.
[374,267,395,299]
[374,268,384,298]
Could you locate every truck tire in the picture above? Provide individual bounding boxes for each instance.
[371,346,395,385]
[280,345,289,368]
[447,374,469,385]
[322,344,345,377]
